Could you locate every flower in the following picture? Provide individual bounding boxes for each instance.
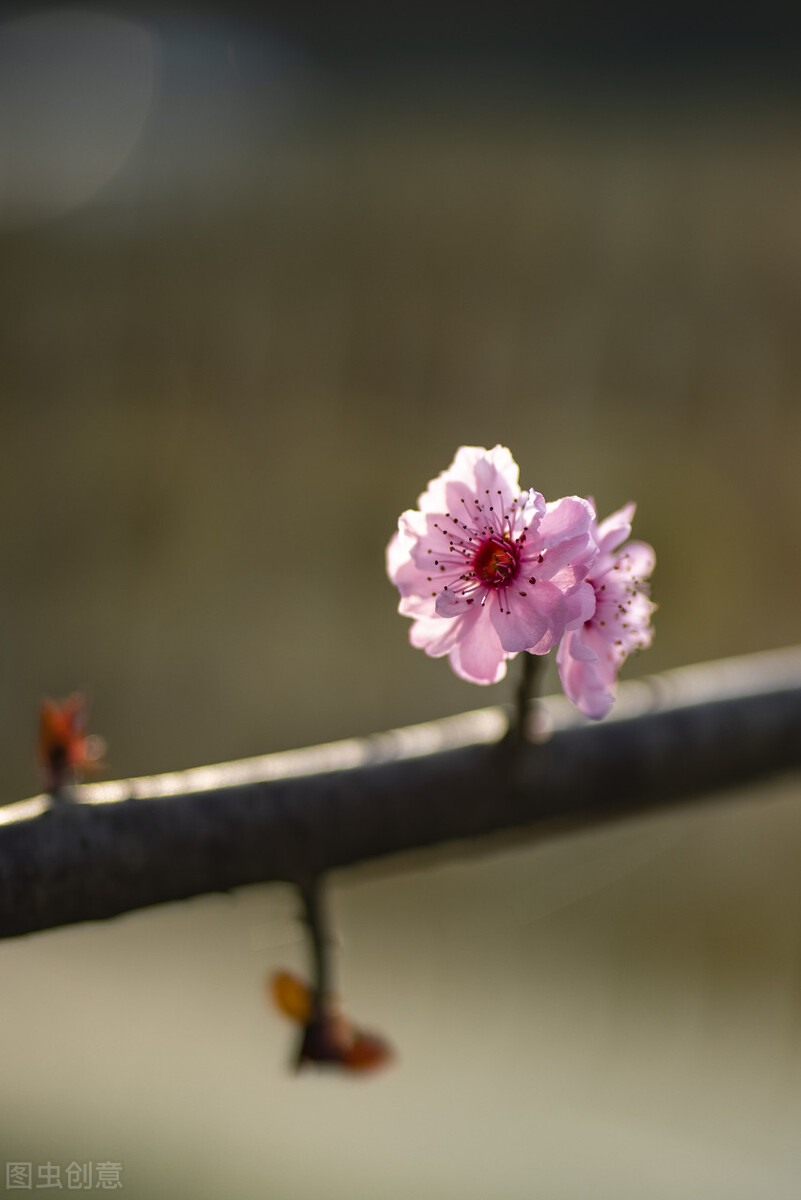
[556,502,655,720]
[387,446,597,684]
[270,971,394,1074]
[38,693,105,792]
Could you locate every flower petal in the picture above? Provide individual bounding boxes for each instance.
[556,629,616,720]
[448,609,509,683]
[539,495,595,547]
[527,581,575,654]
[435,587,474,617]
[409,609,475,657]
[595,503,635,557]
[564,580,597,629]
[419,445,520,515]
[398,592,434,619]
[391,553,437,602]
[489,581,567,654]
[618,539,655,581]
[534,534,596,583]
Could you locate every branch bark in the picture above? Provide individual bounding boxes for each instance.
[2,646,801,940]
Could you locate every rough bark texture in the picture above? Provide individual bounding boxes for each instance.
[2,646,801,940]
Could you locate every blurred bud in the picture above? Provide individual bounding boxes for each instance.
[39,693,105,792]
[269,971,394,1075]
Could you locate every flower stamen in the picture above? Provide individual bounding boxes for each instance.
[472,535,519,588]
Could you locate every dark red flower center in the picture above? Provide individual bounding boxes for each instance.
[472,536,519,587]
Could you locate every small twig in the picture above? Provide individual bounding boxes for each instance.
[297,876,332,1005]
[507,652,544,744]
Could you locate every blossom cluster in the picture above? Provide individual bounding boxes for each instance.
[387,445,655,720]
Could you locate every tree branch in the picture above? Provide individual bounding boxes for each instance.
[2,646,801,940]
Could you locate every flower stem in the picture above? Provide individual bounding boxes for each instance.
[509,652,545,744]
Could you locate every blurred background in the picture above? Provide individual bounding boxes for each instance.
[2,5,801,1197]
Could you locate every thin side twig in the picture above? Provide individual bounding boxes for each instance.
[298,876,332,1004]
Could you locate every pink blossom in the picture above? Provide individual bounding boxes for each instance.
[387,446,597,684]
[556,502,655,720]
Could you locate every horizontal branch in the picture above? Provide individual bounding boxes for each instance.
[2,646,801,940]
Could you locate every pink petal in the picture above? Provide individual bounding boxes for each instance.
[473,450,519,511]
[490,580,566,654]
[448,611,509,684]
[617,539,655,580]
[435,587,473,617]
[539,495,595,547]
[419,445,520,515]
[595,503,635,556]
[568,629,598,663]
[527,580,572,653]
[385,529,407,581]
[410,609,476,657]
[626,592,657,649]
[564,580,597,629]
[398,592,434,619]
[407,512,459,571]
[519,488,547,527]
[534,534,597,583]
[556,630,616,720]
[391,553,436,600]
[388,511,441,591]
